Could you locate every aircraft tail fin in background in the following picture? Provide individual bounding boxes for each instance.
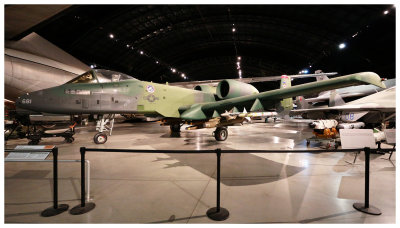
[315,72,331,97]
[316,74,330,81]
[328,90,346,107]
[279,75,293,118]
[295,96,309,109]
[280,75,293,110]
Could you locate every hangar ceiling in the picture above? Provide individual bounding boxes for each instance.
[18,5,395,84]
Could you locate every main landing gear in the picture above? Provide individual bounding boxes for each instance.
[170,123,181,133]
[93,114,115,144]
[214,127,228,141]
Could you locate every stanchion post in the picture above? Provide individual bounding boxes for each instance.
[216,148,221,212]
[70,147,96,215]
[365,147,370,208]
[81,147,86,207]
[54,147,58,209]
[41,147,69,217]
[353,147,382,215]
[206,148,229,221]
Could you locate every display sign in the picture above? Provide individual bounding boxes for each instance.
[6,152,50,161]
[384,129,396,144]
[5,145,54,161]
[340,129,376,149]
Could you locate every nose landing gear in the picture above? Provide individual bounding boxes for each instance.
[93,114,115,144]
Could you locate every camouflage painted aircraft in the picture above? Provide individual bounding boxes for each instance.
[16,69,385,144]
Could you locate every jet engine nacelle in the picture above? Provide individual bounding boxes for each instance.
[194,85,217,95]
[216,79,259,100]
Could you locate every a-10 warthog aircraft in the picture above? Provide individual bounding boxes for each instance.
[16,69,385,144]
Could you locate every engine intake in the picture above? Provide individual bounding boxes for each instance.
[194,85,217,95]
[216,79,259,100]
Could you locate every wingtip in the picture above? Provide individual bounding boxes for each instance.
[359,72,386,88]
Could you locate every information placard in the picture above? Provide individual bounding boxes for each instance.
[384,129,396,144]
[340,129,376,149]
[5,152,50,161]
[5,145,54,161]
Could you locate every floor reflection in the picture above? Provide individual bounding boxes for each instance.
[162,153,305,186]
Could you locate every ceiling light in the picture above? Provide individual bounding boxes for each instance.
[339,43,346,49]
[109,34,114,39]
[384,10,389,15]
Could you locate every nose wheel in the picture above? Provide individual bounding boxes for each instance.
[93,114,114,144]
[214,127,228,141]
[94,133,107,144]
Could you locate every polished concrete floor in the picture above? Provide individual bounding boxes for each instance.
[4,119,396,223]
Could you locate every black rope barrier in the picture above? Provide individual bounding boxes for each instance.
[70,147,394,220]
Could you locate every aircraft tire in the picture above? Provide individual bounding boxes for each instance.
[65,137,75,143]
[214,127,228,141]
[170,123,181,133]
[94,133,107,144]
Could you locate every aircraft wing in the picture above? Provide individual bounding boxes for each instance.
[170,72,338,88]
[179,72,386,120]
[305,92,368,103]
[304,79,396,104]
[292,86,396,115]
[291,104,395,114]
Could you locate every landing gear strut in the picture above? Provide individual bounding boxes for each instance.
[93,114,115,144]
[214,127,228,141]
[170,123,181,133]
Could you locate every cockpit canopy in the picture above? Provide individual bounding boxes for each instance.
[65,69,138,84]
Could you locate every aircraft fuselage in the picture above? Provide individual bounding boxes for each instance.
[17,79,216,118]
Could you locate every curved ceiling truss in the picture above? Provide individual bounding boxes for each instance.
[35,5,395,83]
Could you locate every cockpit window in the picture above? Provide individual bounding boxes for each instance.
[66,71,98,84]
[94,69,137,83]
[65,69,138,84]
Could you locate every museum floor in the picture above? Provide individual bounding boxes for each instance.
[4,119,396,223]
